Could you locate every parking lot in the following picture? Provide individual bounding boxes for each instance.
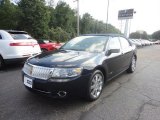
[1,45,160,120]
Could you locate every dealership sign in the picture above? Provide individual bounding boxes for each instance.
[118,9,134,20]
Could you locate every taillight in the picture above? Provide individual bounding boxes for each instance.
[10,42,37,46]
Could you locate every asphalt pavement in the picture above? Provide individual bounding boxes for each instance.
[1,45,160,120]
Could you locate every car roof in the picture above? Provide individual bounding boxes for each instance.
[4,30,28,34]
[82,34,125,38]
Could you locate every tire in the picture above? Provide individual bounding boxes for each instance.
[127,56,136,73]
[0,56,4,70]
[86,70,104,101]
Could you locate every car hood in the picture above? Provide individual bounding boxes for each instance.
[27,50,102,68]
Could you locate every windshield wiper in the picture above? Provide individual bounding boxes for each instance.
[66,48,85,51]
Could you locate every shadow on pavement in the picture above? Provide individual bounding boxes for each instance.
[0,62,24,72]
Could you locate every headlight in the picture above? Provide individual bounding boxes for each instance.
[51,67,83,78]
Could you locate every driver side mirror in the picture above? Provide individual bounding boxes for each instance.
[106,49,120,56]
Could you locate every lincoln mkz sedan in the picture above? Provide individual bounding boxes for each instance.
[22,34,137,101]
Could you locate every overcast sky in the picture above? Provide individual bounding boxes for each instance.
[60,0,160,34]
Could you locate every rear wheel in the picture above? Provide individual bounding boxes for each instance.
[0,56,4,70]
[127,56,136,73]
[86,70,104,101]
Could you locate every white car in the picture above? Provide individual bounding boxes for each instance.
[129,39,142,47]
[0,30,41,69]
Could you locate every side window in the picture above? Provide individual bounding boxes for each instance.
[108,37,121,51]
[119,37,130,50]
[0,34,2,39]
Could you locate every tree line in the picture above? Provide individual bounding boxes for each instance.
[129,30,160,41]
[0,0,121,42]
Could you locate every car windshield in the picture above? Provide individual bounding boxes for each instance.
[10,33,33,40]
[61,36,108,52]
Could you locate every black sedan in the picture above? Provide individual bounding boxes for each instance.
[22,34,137,101]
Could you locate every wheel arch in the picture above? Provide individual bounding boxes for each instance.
[94,66,107,83]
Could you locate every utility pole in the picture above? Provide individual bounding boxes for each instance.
[106,0,110,33]
[128,19,132,37]
[77,0,79,36]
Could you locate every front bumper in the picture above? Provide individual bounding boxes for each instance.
[22,72,92,97]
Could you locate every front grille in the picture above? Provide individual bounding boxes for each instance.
[23,63,53,80]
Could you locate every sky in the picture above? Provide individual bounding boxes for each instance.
[60,0,160,35]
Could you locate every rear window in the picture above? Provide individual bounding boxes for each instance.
[10,33,33,40]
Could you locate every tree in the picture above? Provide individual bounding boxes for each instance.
[49,27,69,42]
[94,21,106,33]
[106,24,121,34]
[0,0,121,40]
[129,32,140,39]
[141,31,149,39]
[0,0,20,29]
[80,13,120,34]
[152,30,160,40]
[80,13,94,34]
[129,31,149,39]
[53,1,76,35]
[46,0,54,7]
[18,0,50,39]
[48,7,55,28]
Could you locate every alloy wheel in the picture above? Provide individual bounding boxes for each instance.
[90,73,104,99]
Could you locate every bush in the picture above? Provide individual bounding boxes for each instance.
[49,27,70,42]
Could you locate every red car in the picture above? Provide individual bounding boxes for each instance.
[37,40,62,52]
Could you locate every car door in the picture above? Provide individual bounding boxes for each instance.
[119,37,133,70]
[104,36,123,79]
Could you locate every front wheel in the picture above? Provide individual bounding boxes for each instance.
[127,56,136,73]
[86,70,104,101]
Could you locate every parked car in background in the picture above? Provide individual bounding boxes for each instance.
[0,30,41,69]
[134,39,143,46]
[129,39,142,47]
[142,40,149,46]
[22,34,137,101]
[37,39,62,52]
[155,40,160,44]
[129,39,154,47]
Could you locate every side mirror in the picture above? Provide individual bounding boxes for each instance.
[106,49,120,56]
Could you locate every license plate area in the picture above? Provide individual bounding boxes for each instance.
[24,76,33,88]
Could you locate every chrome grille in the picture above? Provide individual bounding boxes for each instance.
[23,63,53,80]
